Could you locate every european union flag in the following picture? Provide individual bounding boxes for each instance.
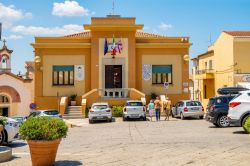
[104,38,108,55]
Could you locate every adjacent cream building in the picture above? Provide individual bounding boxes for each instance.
[192,31,250,107]
[0,42,34,117]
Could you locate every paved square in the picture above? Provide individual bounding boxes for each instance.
[4,117,250,166]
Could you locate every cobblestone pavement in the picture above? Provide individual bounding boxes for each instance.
[2,117,250,166]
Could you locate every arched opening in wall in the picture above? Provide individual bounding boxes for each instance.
[0,94,10,117]
[1,55,9,69]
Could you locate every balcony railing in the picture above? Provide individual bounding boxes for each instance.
[97,88,130,98]
[196,69,214,75]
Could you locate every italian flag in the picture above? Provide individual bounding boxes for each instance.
[112,36,116,56]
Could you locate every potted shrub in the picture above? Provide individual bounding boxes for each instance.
[243,116,250,134]
[70,94,77,106]
[19,116,68,166]
[0,116,7,132]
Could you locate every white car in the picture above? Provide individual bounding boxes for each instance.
[0,117,19,145]
[123,100,146,121]
[228,90,250,130]
[88,103,112,123]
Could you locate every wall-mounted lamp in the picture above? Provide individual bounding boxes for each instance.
[34,56,42,71]
[34,56,41,63]
[183,54,190,62]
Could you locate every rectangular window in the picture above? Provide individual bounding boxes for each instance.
[209,60,213,70]
[152,65,172,84]
[53,65,74,86]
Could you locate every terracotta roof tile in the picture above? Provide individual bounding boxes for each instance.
[64,31,91,38]
[224,31,250,37]
[64,31,166,38]
[135,31,166,38]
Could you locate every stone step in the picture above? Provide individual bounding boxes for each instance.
[63,116,84,119]
[66,110,82,113]
[66,112,81,114]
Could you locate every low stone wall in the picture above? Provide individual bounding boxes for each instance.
[0,146,12,163]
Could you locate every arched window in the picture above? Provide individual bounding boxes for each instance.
[0,95,9,104]
[1,55,8,69]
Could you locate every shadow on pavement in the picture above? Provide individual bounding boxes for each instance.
[233,130,248,134]
[55,160,83,166]
[7,141,27,148]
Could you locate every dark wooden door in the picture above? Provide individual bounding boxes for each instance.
[0,107,9,117]
[105,65,122,88]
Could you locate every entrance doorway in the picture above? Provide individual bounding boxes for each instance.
[0,95,10,117]
[0,108,8,117]
[105,65,122,88]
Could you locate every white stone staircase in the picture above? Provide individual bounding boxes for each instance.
[63,106,83,119]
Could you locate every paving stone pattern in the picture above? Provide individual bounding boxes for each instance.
[3,117,250,166]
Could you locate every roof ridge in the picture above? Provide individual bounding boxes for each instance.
[224,31,250,37]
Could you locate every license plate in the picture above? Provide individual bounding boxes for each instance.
[97,116,103,119]
[131,114,139,117]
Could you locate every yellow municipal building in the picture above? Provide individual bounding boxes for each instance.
[32,15,191,116]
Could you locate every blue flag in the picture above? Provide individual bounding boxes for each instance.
[104,38,108,55]
[0,23,2,41]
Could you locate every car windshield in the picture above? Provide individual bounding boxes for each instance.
[126,102,143,106]
[208,99,215,106]
[28,111,41,117]
[186,101,201,106]
[44,110,59,115]
[232,93,242,100]
[92,105,108,109]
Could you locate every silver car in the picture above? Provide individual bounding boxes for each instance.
[123,100,146,121]
[28,110,62,119]
[172,100,204,120]
[88,103,112,123]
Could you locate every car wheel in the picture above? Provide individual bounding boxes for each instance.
[0,130,5,145]
[143,117,147,121]
[199,116,204,119]
[89,119,93,124]
[242,115,250,133]
[123,116,126,121]
[171,111,175,118]
[109,118,112,122]
[217,115,229,128]
[180,113,185,120]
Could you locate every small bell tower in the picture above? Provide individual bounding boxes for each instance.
[0,39,13,73]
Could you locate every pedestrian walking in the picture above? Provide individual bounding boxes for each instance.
[147,100,155,121]
[164,98,171,121]
[154,96,161,121]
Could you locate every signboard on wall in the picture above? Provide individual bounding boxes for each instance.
[142,64,152,81]
[75,65,84,81]
[164,82,170,89]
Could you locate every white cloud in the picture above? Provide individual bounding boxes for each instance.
[0,3,32,28]
[52,1,90,16]
[3,35,23,40]
[11,24,84,36]
[158,22,173,30]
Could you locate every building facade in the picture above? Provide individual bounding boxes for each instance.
[0,42,34,117]
[32,15,191,112]
[192,31,250,107]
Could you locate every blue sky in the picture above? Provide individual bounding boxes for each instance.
[0,0,250,74]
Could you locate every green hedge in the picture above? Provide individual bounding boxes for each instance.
[0,116,7,126]
[243,116,250,134]
[19,116,68,140]
[112,106,124,117]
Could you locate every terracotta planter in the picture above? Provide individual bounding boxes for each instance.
[27,139,61,166]
[0,125,3,132]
